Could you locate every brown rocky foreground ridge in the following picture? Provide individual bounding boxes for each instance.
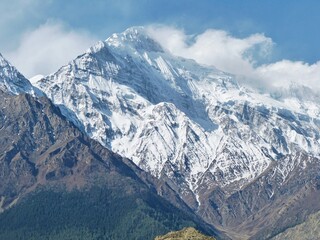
[155,227,216,240]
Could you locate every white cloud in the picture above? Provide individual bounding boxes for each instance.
[6,23,320,94]
[147,25,320,93]
[5,21,97,78]
[147,25,272,77]
[255,60,320,88]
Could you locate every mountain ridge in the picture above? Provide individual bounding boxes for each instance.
[29,27,320,238]
[0,87,222,239]
[0,53,42,96]
[33,26,320,194]
[1,26,320,239]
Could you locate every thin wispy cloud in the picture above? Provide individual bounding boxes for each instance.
[5,21,97,78]
[147,25,273,76]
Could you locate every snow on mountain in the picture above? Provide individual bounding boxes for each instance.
[33,27,320,208]
[0,53,41,96]
[30,74,44,84]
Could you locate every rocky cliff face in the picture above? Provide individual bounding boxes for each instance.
[0,56,226,239]
[1,26,320,239]
[0,51,230,240]
[31,27,320,238]
[271,210,320,240]
[197,153,320,239]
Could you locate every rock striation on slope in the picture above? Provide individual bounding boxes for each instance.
[271,210,320,240]
[31,27,320,238]
[0,90,220,239]
[0,55,224,239]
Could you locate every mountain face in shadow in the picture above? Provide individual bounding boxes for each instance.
[0,89,222,240]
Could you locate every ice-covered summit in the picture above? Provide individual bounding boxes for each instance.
[87,27,164,55]
[107,27,164,52]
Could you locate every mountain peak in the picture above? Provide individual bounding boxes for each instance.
[0,52,11,68]
[0,53,38,95]
[29,27,320,239]
[105,26,164,53]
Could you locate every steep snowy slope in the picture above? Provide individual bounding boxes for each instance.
[0,53,41,96]
[33,27,320,210]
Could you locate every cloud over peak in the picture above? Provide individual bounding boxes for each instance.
[147,25,272,76]
[5,21,97,78]
[147,25,320,94]
[3,23,320,96]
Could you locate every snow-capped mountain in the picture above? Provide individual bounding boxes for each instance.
[33,27,320,210]
[0,53,41,96]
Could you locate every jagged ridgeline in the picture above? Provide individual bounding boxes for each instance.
[32,27,320,239]
[0,80,221,239]
[1,25,320,240]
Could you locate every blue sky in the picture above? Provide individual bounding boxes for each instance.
[1,0,320,84]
